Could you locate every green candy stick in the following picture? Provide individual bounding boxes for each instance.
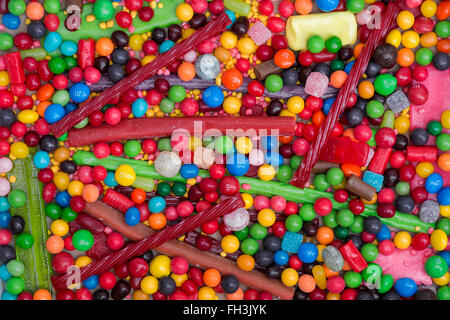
[7,148,53,293]
[224,0,251,16]
[73,151,434,233]
[54,0,183,41]
[19,48,48,61]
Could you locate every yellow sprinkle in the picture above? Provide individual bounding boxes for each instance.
[99,22,107,30]
[415,226,420,232]
[86,15,95,23]
[157,2,163,8]
[9,154,16,161]
[51,166,60,174]
[156,111,164,117]
[178,235,185,241]
[8,176,16,183]
[187,178,196,185]
[25,18,31,25]
[106,20,114,28]
[220,251,227,257]
[150,1,157,9]
[131,11,138,18]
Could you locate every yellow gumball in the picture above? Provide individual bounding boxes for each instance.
[223,96,241,114]
[115,164,136,186]
[257,208,276,227]
[401,31,420,49]
[18,110,39,124]
[141,55,156,66]
[287,96,304,114]
[75,255,92,268]
[430,229,448,251]
[0,71,9,86]
[132,290,149,300]
[68,180,84,196]
[257,164,276,181]
[394,115,410,134]
[433,272,450,286]
[220,31,238,50]
[198,286,217,300]
[281,268,299,287]
[237,37,256,55]
[442,110,450,129]
[129,34,144,51]
[440,205,450,218]
[182,28,195,40]
[50,219,69,237]
[171,273,188,287]
[416,162,434,178]
[140,276,159,295]
[149,255,171,278]
[53,171,70,190]
[397,10,415,30]
[241,193,253,209]
[394,231,411,249]
[279,109,295,117]
[235,136,253,154]
[176,3,194,21]
[386,29,402,48]
[221,235,239,253]
[421,0,437,18]
[10,142,29,159]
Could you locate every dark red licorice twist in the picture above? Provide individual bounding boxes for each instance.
[292,1,400,188]
[102,189,134,213]
[50,12,232,138]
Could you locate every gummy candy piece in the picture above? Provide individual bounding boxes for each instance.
[248,21,272,46]
[339,240,368,273]
[368,147,392,174]
[281,231,303,253]
[318,136,369,166]
[363,170,384,192]
[305,72,330,98]
[386,90,410,113]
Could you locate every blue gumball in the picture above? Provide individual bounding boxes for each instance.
[33,151,50,169]
[1,292,17,300]
[0,212,11,228]
[0,265,11,282]
[376,224,391,241]
[425,173,444,194]
[159,40,175,53]
[261,136,279,151]
[43,32,62,52]
[104,172,118,187]
[316,0,339,12]
[297,243,318,263]
[65,102,78,114]
[438,251,450,266]
[60,40,78,56]
[225,10,236,28]
[437,187,450,206]
[125,207,141,226]
[55,191,71,208]
[394,277,417,298]
[264,151,283,167]
[202,86,224,108]
[0,197,10,212]
[2,13,21,30]
[69,83,90,103]
[226,153,249,176]
[180,164,199,179]
[131,98,148,118]
[273,250,289,266]
[44,104,66,124]
[344,60,355,74]
[148,196,166,213]
[323,98,335,116]
[83,275,99,290]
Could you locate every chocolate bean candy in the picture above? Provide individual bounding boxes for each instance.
[345,174,377,201]
[254,60,283,81]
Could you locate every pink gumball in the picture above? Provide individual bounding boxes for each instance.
[0,157,13,173]
[84,67,101,84]
[379,240,395,255]
[356,9,371,25]
[78,166,94,184]
[0,178,11,196]
[270,195,287,212]
[253,195,270,211]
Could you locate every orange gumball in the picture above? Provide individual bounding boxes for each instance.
[358,81,374,99]
[279,135,293,144]
[353,43,364,59]
[148,213,167,230]
[46,235,64,254]
[221,68,243,90]
[397,48,415,67]
[295,0,313,15]
[438,153,450,172]
[177,62,196,82]
[436,0,450,20]
[437,39,450,54]
[82,184,99,203]
[96,37,114,56]
[203,268,221,288]
[316,227,334,245]
[329,70,347,89]
[236,254,255,271]
[274,49,296,69]
[33,289,52,300]
[37,83,54,101]
[420,32,438,48]
[37,101,51,117]
[131,188,147,204]
[298,274,316,293]
[323,264,339,278]
[342,128,357,142]
[226,287,244,300]
[26,2,45,20]
[312,110,325,127]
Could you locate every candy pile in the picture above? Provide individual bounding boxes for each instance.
[0,0,449,301]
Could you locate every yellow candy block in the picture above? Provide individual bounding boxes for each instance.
[286,11,357,51]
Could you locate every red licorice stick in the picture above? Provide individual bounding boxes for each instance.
[75,212,106,234]
[339,240,368,273]
[51,194,244,290]
[102,189,134,213]
[292,1,400,188]
[368,147,392,174]
[50,13,232,138]
[65,116,296,147]
[406,146,438,162]
[317,136,369,166]
[77,39,95,70]
[5,52,25,84]
[313,50,336,63]
[0,0,9,14]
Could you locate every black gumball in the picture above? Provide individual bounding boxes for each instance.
[221,275,239,294]
[189,13,207,29]
[168,25,182,42]
[347,235,363,250]
[416,289,436,300]
[410,128,429,146]
[255,250,273,267]
[39,135,58,152]
[365,60,382,77]
[338,46,353,61]
[111,280,131,300]
[354,98,368,111]
[382,291,401,300]
[373,44,398,68]
[356,290,376,300]
[94,56,109,74]
[28,21,46,39]
[394,134,408,150]
[107,64,125,83]
[231,16,249,36]
[60,160,77,174]
[282,68,299,86]
[111,48,130,65]
[0,109,17,127]
[302,263,314,274]
[313,62,331,77]
[302,221,317,237]
[0,245,16,264]
[372,93,386,105]
[140,250,153,263]
[159,276,176,295]
[151,28,166,44]
[396,196,415,214]
[293,289,309,300]
[266,266,282,279]
[345,107,364,127]
[298,66,313,84]
[111,30,129,48]
[266,100,283,116]
[432,52,450,71]
[363,216,382,234]
[93,289,110,300]
[8,215,25,234]
[263,235,281,252]
[383,168,399,188]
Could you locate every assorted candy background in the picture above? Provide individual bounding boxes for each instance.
[0,0,449,301]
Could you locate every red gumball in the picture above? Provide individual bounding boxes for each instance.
[115,11,133,28]
[259,0,274,15]
[412,66,428,82]
[99,271,117,290]
[407,84,428,105]
[106,232,124,250]
[395,67,413,87]
[278,0,294,17]
[411,233,430,250]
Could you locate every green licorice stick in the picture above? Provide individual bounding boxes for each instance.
[19,48,47,61]
[380,110,395,129]
[131,176,156,192]
[224,0,251,16]
[73,151,434,233]
[7,148,53,293]
[55,0,183,41]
